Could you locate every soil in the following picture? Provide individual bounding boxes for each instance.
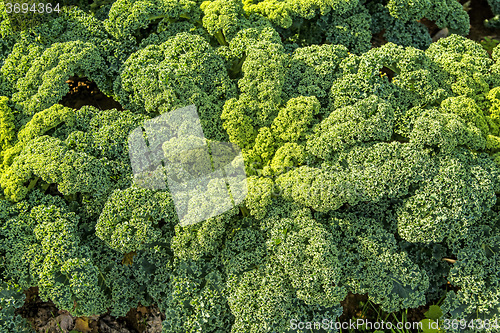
[464,0,500,42]
[339,293,429,332]
[339,293,369,321]
[16,288,164,333]
[15,2,500,332]
[59,76,123,111]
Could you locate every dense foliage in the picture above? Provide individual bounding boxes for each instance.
[0,1,499,332]
[487,0,500,28]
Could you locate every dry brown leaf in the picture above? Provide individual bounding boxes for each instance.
[432,28,449,42]
[137,305,149,315]
[74,317,92,333]
[58,313,74,332]
[122,251,137,265]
